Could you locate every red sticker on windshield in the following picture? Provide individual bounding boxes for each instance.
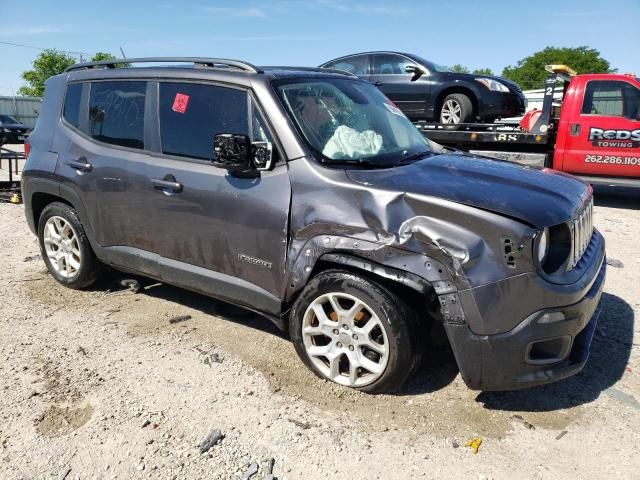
[172,93,190,113]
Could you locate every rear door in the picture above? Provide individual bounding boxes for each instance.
[56,80,162,275]
[560,78,640,178]
[370,53,430,119]
[143,81,291,313]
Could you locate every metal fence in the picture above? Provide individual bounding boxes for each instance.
[0,96,42,129]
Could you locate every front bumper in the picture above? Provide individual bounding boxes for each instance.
[445,250,606,391]
[478,91,526,120]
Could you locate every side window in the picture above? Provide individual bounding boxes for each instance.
[251,101,273,143]
[88,81,146,149]
[159,82,248,160]
[372,54,415,75]
[581,80,640,119]
[325,56,369,76]
[62,83,82,129]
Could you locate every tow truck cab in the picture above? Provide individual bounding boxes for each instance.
[415,66,640,188]
[554,73,640,182]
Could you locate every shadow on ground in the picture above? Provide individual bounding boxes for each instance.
[99,272,632,408]
[477,292,635,412]
[593,186,640,210]
[97,271,286,337]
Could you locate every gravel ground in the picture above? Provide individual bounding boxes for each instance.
[0,188,638,479]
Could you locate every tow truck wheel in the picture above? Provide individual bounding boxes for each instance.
[290,269,421,393]
[439,93,473,124]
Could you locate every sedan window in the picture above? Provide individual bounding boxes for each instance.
[324,56,369,76]
[372,54,416,75]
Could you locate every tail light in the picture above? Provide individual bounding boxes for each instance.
[24,141,31,159]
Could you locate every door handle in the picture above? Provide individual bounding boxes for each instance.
[151,178,183,193]
[374,81,384,87]
[570,123,581,136]
[66,157,93,172]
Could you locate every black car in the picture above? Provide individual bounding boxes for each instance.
[22,57,604,393]
[0,114,29,145]
[320,51,526,124]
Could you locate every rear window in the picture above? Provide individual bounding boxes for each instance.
[63,83,82,129]
[158,82,248,160]
[582,80,640,119]
[88,81,146,149]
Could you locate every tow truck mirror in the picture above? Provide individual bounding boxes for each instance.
[405,65,424,82]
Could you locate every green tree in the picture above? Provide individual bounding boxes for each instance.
[90,52,130,68]
[449,64,470,74]
[472,67,494,76]
[18,49,76,96]
[91,52,117,62]
[502,46,614,89]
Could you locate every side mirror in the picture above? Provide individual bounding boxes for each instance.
[212,134,274,177]
[252,141,274,170]
[405,65,424,82]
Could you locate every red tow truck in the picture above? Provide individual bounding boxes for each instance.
[416,65,640,187]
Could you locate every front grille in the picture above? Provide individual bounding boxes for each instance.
[569,197,594,269]
[502,79,523,95]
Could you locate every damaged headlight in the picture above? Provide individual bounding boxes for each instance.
[535,224,572,274]
[535,228,549,265]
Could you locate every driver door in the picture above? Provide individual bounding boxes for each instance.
[370,53,430,119]
[144,81,291,314]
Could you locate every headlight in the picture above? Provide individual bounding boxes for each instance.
[475,78,510,92]
[536,224,572,274]
[2,128,10,133]
[535,228,550,265]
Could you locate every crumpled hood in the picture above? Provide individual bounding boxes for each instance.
[345,153,590,228]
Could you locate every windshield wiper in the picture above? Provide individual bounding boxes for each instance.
[321,158,395,169]
[395,150,436,165]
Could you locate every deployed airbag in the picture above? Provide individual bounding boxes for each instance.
[323,125,383,159]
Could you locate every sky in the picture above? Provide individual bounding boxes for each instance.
[1,0,638,95]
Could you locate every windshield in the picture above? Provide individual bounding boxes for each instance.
[0,115,18,124]
[274,78,430,165]
[407,55,450,73]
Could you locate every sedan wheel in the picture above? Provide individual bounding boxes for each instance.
[43,216,82,278]
[302,292,389,388]
[440,99,462,123]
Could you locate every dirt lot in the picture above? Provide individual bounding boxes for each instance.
[0,188,638,479]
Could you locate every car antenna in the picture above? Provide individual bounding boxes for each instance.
[119,46,127,58]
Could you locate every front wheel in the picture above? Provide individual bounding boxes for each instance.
[439,93,474,124]
[290,270,421,393]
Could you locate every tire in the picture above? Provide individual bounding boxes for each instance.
[290,269,421,393]
[37,202,101,289]
[439,93,474,124]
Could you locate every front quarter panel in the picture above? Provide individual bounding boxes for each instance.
[284,157,537,331]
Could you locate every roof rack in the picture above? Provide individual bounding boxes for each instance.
[65,57,263,73]
[267,66,357,77]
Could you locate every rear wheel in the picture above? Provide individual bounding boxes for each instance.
[290,270,421,393]
[439,93,474,124]
[38,202,102,289]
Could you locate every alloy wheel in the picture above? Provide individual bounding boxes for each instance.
[301,292,389,387]
[440,99,462,123]
[43,216,82,278]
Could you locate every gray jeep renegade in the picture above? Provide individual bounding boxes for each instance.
[22,57,606,393]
